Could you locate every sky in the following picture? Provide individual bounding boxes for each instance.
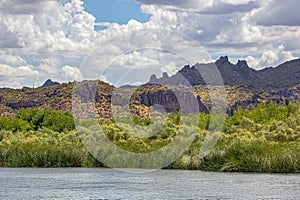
[0,0,300,88]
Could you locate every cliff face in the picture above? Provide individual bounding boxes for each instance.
[129,84,209,117]
[228,85,300,115]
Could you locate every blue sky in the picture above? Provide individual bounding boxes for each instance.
[83,0,150,29]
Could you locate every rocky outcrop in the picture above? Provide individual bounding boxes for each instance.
[227,85,300,116]
[130,85,209,116]
[236,60,251,78]
[215,55,230,66]
[6,101,42,109]
[149,74,158,83]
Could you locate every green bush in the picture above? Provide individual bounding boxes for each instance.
[0,117,31,132]
[42,110,75,132]
[15,109,75,132]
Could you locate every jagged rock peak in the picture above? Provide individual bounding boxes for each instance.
[236,60,249,68]
[216,56,230,65]
[179,65,191,72]
[162,72,169,79]
[149,74,158,83]
[41,79,60,88]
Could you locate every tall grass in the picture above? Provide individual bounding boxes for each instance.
[0,144,104,168]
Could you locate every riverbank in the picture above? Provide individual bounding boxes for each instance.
[1,129,300,173]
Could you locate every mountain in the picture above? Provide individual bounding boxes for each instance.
[1,57,300,120]
[41,79,60,88]
[149,56,300,92]
[259,59,300,91]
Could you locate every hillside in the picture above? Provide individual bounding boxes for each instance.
[0,80,300,120]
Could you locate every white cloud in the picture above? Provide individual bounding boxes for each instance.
[0,64,39,87]
[63,0,84,13]
[62,65,83,81]
[137,0,260,14]
[81,27,211,86]
[141,6,178,29]
[0,51,25,66]
[0,19,24,48]
[0,0,62,14]
[137,0,300,56]
[0,64,38,77]
[0,0,98,87]
[251,0,300,26]
[246,45,296,70]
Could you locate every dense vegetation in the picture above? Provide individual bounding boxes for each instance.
[0,109,75,133]
[1,102,300,173]
[0,109,101,167]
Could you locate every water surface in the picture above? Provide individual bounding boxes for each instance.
[0,168,299,199]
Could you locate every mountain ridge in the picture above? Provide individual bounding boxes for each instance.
[148,56,300,92]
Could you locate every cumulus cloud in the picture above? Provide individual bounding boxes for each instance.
[0,64,39,87]
[246,45,296,70]
[62,65,83,81]
[251,0,300,26]
[0,64,38,77]
[0,20,24,48]
[81,27,211,86]
[137,0,300,56]
[0,51,25,66]
[0,0,63,14]
[137,0,260,14]
[200,1,259,15]
[0,0,98,87]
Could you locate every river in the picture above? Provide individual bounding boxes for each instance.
[0,168,299,199]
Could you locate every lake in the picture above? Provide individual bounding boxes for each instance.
[0,168,299,199]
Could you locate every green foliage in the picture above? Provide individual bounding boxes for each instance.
[0,117,31,132]
[224,102,299,133]
[0,128,104,168]
[14,109,75,132]
[197,140,300,173]
[1,102,300,172]
[198,112,211,130]
[42,110,75,132]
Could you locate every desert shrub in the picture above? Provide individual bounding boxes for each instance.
[15,109,75,132]
[0,117,31,132]
[42,110,75,132]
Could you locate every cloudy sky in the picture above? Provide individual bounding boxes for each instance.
[0,0,299,88]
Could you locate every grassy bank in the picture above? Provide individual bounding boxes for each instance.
[0,129,103,167]
[0,102,300,172]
